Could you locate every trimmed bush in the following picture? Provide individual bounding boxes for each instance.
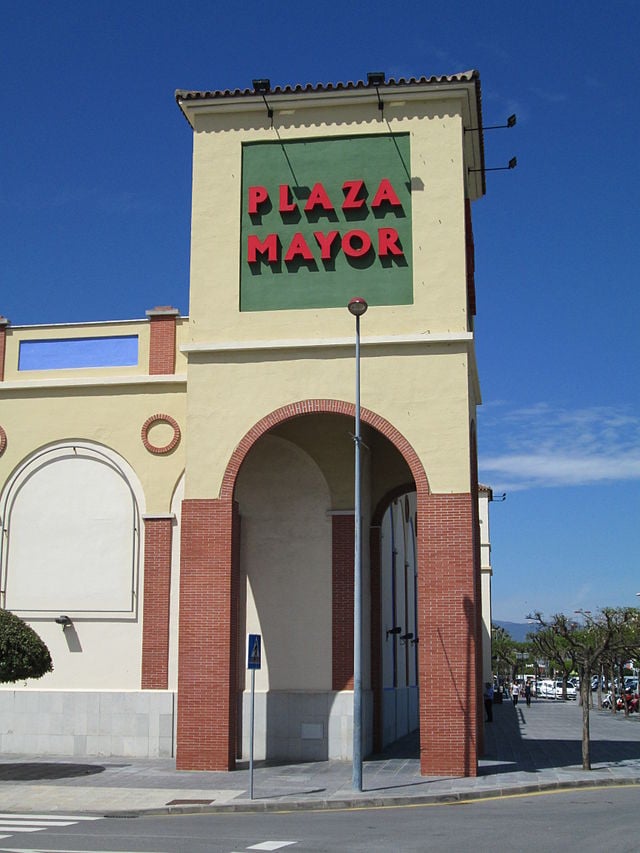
[0,609,53,683]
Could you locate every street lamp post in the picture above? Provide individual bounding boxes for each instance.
[348,296,368,792]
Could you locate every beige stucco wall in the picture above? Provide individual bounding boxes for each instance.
[184,341,474,499]
[181,86,478,502]
[0,320,187,692]
[2,317,188,383]
[0,317,188,514]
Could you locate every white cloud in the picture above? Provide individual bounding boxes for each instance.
[479,403,640,491]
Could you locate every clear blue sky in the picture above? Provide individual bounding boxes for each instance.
[2,2,638,623]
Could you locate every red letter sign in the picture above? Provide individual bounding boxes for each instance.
[314,230,339,260]
[342,230,372,258]
[248,186,269,214]
[279,185,297,213]
[342,180,366,209]
[305,182,334,212]
[248,233,278,263]
[371,178,402,209]
[284,233,314,262]
[378,227,403,256]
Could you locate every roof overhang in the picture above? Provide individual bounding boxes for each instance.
[175,72,485,197]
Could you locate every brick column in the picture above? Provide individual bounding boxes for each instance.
[0,317,9,382]
[146,306,179,375]
[176,498,239,770]
[141,515,174,689]
[332,513,354,691]
[417,491,478,777]
[469,424,484,754]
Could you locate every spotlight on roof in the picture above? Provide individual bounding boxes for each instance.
[367,71,385,86]
[252,78,271,94]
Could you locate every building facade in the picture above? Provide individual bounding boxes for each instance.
[0,71,490,777]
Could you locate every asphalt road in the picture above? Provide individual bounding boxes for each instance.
[0,784,638,852]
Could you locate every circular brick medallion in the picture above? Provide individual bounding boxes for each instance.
[141,414,181,455]
[0,425,6,457]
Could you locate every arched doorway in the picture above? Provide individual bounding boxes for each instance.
[233,409,417,763]
[176,400,479,777]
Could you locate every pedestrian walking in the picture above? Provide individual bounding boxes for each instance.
[511,682,520,706]
[525,681,532,706]
[484,682,494,722]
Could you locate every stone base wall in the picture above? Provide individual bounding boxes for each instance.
[239,689,372,762]
[0,690,175,758]
[382,685,419,748]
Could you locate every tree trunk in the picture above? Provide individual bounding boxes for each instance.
[581,666,591,770]
[608,665,616,714]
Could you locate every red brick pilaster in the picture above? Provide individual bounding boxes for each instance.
[176,498,239,770]
[332,513,354,691]
[141,516,173,689]
[0,317,9,382]
[469,423,484,753]
[146,306,179,375]
[417,490,478,777]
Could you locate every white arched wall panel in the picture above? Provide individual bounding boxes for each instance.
[1,443,142,615]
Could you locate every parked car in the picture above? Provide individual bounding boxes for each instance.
[556,680,577,699]
[537,679,576,699]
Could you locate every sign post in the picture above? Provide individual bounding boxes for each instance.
[247,633,261,800]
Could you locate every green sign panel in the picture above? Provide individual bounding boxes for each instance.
[240,134,413,312]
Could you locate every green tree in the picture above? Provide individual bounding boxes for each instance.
[528,608,640,770]
[491,624,516,686]
[491,625,532,690]
[0,609,53,683]
[528,625,576,698]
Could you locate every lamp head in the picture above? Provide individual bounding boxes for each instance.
[347,297,368,317]
[252,78,271,94]
[367,71,385,87]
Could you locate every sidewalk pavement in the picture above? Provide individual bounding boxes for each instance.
[1,698,640,816]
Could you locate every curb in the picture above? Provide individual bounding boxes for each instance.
[100,775,640,819]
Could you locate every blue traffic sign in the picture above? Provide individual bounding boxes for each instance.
[247,634,261,670]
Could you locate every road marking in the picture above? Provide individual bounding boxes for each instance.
[0,828,46,833]
[248,844,297,851]
[0,813,105,848]
[0,850,157,853]
[0,821,76,827]
[0,814,100,821]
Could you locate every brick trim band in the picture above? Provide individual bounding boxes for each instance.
[220,399,429,499]
[141,414,181,454]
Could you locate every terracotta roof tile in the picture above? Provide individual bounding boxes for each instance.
[175,70,479,103]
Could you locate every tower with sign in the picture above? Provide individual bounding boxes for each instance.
[174,72,486,779]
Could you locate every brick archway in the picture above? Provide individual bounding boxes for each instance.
[220,399,430,500]
[177,400,478,777]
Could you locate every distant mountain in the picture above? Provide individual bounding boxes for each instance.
[494,621,536,642]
